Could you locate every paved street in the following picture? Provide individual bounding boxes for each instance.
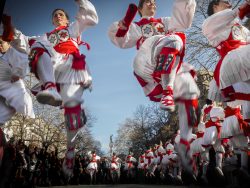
[40,184,208,188]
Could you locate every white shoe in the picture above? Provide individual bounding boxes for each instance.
[36,87,62,106]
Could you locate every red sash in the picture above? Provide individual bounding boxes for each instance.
[145,156,153,164]
[204,105,213,115]
[214,24,247,87]
[166,149,173,155]
[205,120,222,138]
[196,132,204,138]
[224,106,250,136]
[126,155,132,162]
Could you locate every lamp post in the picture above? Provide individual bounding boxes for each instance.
[109,134,113,157]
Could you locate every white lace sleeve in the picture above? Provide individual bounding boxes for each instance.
[11,28,31,54]
[69,0,98,37]
[168,0,197,32]
[202,9,239,47]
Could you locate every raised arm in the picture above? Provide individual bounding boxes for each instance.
[108,4,141,49]
[69,0,98,37]
[1,14,31,54]
[202,9,238,47]
[167,0,196,32]
[239,1,250,20]
[11,28,32,54]
[108,22,141,49]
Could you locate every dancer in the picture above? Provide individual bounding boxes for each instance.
[221,105,250,175]
[202,105,225,177]
[203,1,250,176]
[124,152,137,171]
[110,152,121,176]
[0,34,34,126]
[111,152,120,167]
[0,31,34,169]
[87,150,101,172]
[108,0,196,112]
[203,0,250,118]
[8,0,98,177]
[109,1,199,177]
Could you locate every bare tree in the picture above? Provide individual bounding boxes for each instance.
[114,104,174,158]
[114,118,134,157]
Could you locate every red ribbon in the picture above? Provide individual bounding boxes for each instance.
[205,120,222,138]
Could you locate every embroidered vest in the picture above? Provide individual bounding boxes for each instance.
[47,26,78,54]
[135,17,166,49]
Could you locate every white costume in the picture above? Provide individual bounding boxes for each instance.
[208,79,223,102]
[138,153,146,170]
[155,144,166,166]
[124,154,137,170]
[162,143,181,179]
[87,152,100,171]
[221,106,248,139]
[202,8,250,104]
[111,155,121,171]
[191,122,206,155]
[208,78,250,122]
[0,47,34,125]
[12,0,98,177]
[202,106,225,149]
[202,106,225,176]
[190,122,209,182]
[144,149,155,170]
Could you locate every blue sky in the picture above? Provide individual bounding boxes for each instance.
[5,0,174,152]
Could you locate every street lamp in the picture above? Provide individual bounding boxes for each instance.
[109,134,113,157]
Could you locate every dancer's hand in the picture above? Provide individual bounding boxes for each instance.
[2,14,14,42]
[2,14,12,26]
[239,2,250,19]
[116,4,137,37]
[118,20,127,30]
